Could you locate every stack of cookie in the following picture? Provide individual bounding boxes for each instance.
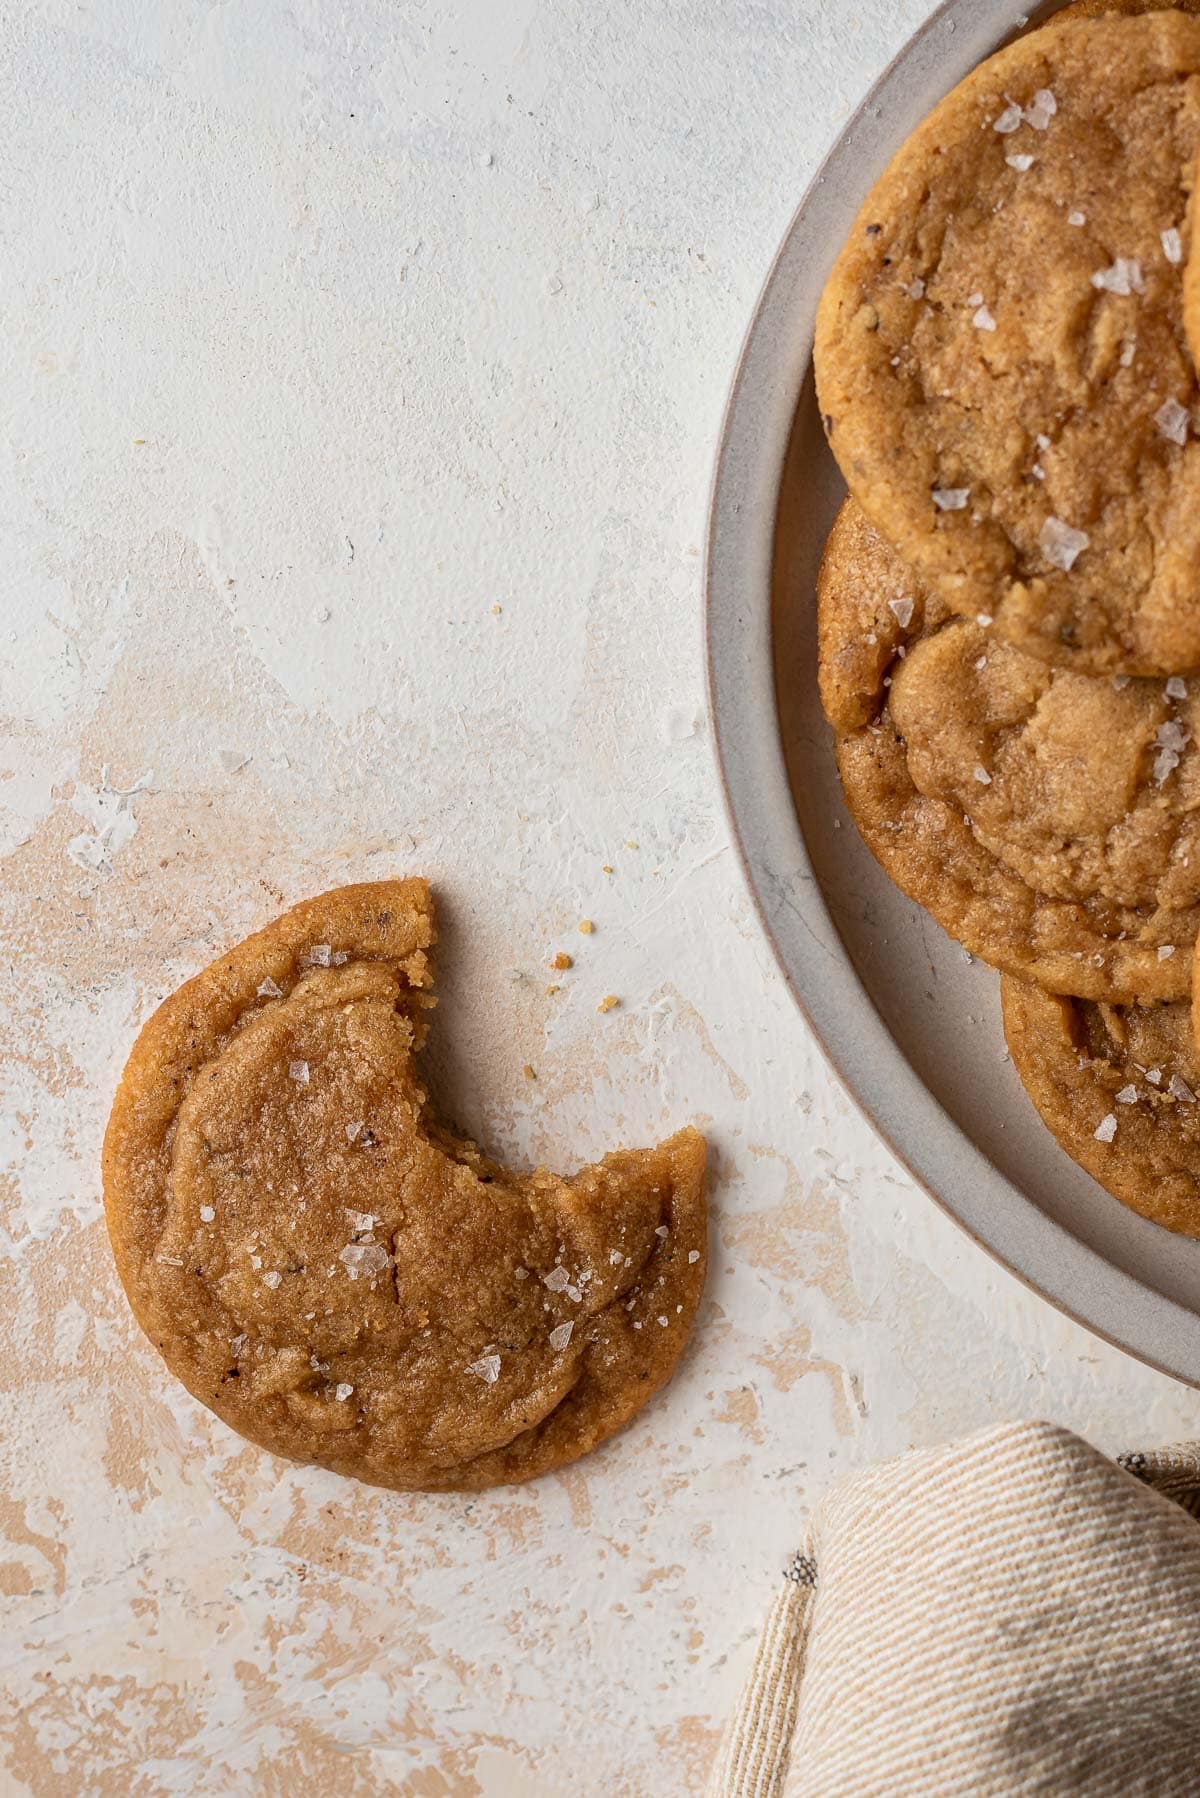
[813,3,1200,1235]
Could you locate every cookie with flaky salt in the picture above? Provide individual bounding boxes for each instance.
[820,499,1200,1000]
[102,879,707,1491]
[816,9,1200,676]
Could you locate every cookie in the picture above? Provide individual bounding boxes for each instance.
[1058,0,1200,18]
[819,499,1200,1000]
[102,879,707,1492]
[1002,974,1200,1235]
[815,10,1200,676]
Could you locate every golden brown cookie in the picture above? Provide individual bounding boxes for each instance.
[819,500,1200,1000]
[1057,0,1200,18]
[102,879,707,1492]
[815,10,1200,676]
[1002,974,1200,1235]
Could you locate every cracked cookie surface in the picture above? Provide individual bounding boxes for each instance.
[815,10,1200,676]
[819,499,1200,999]
[1002,974,1200,1234]
[102,879,706,1491]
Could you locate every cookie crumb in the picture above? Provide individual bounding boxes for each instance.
[551,951,573,969]
[523,1064,537,1081]
[597,994,619,1014]
[578,919,594,935]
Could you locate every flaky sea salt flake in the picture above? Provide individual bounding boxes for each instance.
[548,1322,574,1351]
[1167,677,1188,700]
[688,1249,701,1264]
[1116,1085,1139,1105]
[933,487,970,511]
[543,1265,570,1292]
[1067,209,1086,226]
[466,1353,501,1384]
[307,943,332,967]
[339,1240,391,1280]
[1006,153,1034,172]
[973,766,992,785]
[993,101,1023,134]
[1154,398,1190,446]
[1158,945,1177,961]
[289,1059,310,1084]
[973,304,997,331]
[1147,1067,1163,1086]
[199,1205,215,1222]
[1093,1114,1117,1143]
[1024,88,1056,129]
[262,1271,282,1289]
[257,976,282,999]
[335,1382,354,1401]
[1170,1074,1197,1103]
[1039,515,1089,571]
[1091,257,1145,296]
[887,595,915,628]
[1162,227,1183,264]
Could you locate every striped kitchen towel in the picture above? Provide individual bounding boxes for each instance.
[711,1421,1200,1797]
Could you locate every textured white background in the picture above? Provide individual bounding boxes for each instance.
[3,1,1199,1793]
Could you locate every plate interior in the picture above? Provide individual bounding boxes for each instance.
[707,0,1200,1380]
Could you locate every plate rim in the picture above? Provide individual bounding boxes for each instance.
[703,0,1200,1389]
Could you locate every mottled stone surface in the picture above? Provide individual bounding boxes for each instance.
[2,2,1198,1793]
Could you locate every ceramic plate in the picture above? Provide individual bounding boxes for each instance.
[706,0,1200,1385]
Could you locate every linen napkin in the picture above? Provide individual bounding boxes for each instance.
[710,1421,1200,1797]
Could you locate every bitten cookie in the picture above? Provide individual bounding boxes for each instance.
[1002,974,1200,1236]
[102,879,707,1492]
[815,10,1200,676]
[819,499,1200,1000]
